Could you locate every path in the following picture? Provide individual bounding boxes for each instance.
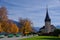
[0,35,38,40]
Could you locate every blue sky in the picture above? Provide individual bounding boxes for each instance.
[0,0,60,27]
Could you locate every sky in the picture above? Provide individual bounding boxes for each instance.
[0,0,60,27]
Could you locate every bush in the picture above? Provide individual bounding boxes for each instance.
[15,34,20,37]
[8,34,14,38]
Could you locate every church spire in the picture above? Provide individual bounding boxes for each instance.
[45,7,51,22]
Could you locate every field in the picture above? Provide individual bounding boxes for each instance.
[21,36,60,40]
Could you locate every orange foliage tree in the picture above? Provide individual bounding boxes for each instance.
[0,6,8,33]
[1,21,9,33]
[0,6,19,34]
[1,20,19,34]
[6,21,19,34]
[19,18,33,35]
[0,23,3,33]
[0,6,9,33]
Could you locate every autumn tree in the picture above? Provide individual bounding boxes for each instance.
[6,21,19,34]
[0,23,3,33]
[1,20,19,34]
[19,18,33,35]
[0,6,8,33]
[0,6,19,34]
[1,21,8,32]
[0,6,8,21]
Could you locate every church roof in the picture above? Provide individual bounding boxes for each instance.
[45,8,51,22]
[40,25,56,30]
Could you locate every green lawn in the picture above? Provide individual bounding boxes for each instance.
[21,36,60,40]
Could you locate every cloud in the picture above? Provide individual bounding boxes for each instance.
[0,0,60,27]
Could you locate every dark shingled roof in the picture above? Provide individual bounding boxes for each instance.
[45,8,51,22]
[40,25,56,30]
[40,26,45,30]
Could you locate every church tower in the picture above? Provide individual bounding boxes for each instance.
[40,7,56,33]
[44,8,51,33]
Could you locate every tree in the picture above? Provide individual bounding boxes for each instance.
[1,21,9,33]
[53,29,60,36]
[0,6,19,34]
[7,21,19,34]
[19,18,33,35]
[0,6,8,33]
[0,6,8,21]
[1,20,19,34]
[0,23,3,33]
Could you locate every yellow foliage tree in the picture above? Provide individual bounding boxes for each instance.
[0,23,3,33]
[1,21,19,34]
[1,21,9,32]
[0,6,9,33]
[0,6,19,34]
[19,18,33,35]
[7,21,19,34]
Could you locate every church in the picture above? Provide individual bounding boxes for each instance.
[40,8,56,33]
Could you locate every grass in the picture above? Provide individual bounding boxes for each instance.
[21,36,60,40]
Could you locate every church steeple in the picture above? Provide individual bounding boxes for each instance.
[45,8,51,22]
